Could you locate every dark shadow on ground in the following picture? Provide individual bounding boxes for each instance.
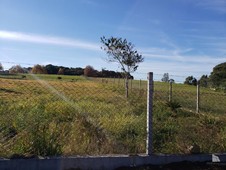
[116,161,226,170]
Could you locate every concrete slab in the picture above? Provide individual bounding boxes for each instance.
[0,154,224,170]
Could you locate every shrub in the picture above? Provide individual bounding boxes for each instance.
[166,101,181,112]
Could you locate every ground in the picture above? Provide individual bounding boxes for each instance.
[116,161,226,170]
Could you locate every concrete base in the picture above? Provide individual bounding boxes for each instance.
[1,154,226,170]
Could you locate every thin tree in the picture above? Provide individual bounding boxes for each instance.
[101,36,144,98]
[161,73,169,82]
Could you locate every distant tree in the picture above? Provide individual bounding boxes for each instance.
[57,68,65,75]
[9,65,25,73]
[84,65,96,77]
[209,62,226,88]
[161,73,169,82]
[199,75,209,87]
[69,67,84,75]
[184,76,197,86]
[0,62,3,71]
[99,68,124,78]
[45,64,59,74]
[31,64,47,74]
[101,36,144,98]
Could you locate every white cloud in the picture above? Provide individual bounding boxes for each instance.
[0,30,101,51]
[139,44,226,64]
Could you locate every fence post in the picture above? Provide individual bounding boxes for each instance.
[196,83,200,113]
[169,81,172,102]
[146,72,153,155]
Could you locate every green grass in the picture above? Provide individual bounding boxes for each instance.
[0,74,226,157]
[0,73,86,81]
[93,78,226,114]
[0,75,146,157]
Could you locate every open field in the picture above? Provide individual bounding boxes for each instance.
[0,73,226,157]
[94,77,226,114]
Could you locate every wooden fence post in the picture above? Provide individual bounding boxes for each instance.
[146,72,153,155]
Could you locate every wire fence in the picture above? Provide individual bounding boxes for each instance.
[0,73,147,157]
[93,77,226,114]
[0,72,226,158]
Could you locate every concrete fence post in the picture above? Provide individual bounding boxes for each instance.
[146,72,153,155]
[196,83,200,113]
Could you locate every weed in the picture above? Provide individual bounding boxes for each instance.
[165,101,181,112]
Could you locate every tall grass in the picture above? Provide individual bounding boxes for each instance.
[0,77,146,157]
[1,74,226,157]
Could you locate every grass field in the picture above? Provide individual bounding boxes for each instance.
[0,73,226,157]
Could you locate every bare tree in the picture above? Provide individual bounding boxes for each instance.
[101,36,144,98]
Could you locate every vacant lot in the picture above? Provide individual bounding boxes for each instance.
[0,74,226,157]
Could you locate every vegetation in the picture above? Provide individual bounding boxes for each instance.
[84,65,96,77]
[199,75,209,87]
[2,63,127,79]
[9,65,26,74]
[31,64,47,74]
[0,74,146,157]
[161,73,169,82]
[0,73,226,158]
[210,62,226,88]
[101,36,144,98]
[0,62,3,71]
[184,76,197,86]
[184,62,226,91]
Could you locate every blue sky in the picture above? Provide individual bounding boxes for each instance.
[0,0,226,81]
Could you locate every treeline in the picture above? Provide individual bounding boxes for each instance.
[160,62,226,91]
[0,63,133,79]
[184,62,226,90]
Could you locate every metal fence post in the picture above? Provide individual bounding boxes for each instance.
[196,83,200,113]
[146,72,153,155]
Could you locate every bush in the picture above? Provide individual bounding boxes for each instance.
[165,101,181,112]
